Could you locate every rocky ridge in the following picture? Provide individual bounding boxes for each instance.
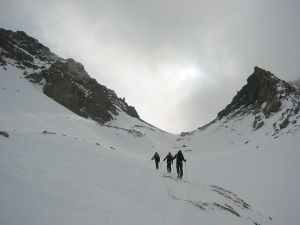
[223,67,299,133]
[189,66,300,137]
[0,28,139,123]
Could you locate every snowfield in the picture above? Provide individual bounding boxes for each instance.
[0,65,299,225]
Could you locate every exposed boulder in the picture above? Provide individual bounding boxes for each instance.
[0,131,9,138]
[63,58,90,80]
[279,118,289,130]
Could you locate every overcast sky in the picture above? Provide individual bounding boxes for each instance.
[1,0,300,133]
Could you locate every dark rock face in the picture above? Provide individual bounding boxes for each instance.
[0,131,9,138]
[27,59,139,122]
[62,58,90,80]
[0,28,57,69]
[218,66,296,120]
[0,28,139,123]
[213,66,300,134]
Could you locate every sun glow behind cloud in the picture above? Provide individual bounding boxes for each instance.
[2,0,300,133]
[163,62,213,93]
[175,65,199,81]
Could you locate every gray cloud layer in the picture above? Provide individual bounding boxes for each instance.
[1,0,300,133]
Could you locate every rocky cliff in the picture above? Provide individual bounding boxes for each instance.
[0,28,139,123]
[216,66,300,133]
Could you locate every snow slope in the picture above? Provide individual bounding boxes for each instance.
[175,76,300,225]
[0,65,279,225]
[177,120,300,225]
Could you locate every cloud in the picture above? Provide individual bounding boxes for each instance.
[1,0,300,133]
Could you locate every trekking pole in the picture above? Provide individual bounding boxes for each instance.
[185,161,188,180]
[163,163,166,175]
[171,163,174,175]
[150,159,155,170]
[159,162,163,174]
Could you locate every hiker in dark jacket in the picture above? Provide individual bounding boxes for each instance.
[163,152,173,173]
[173,150,186,178]
[151,152,160,170]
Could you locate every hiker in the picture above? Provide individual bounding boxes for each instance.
[151,152,160,170]
[163,152,173,173]
[173,150,186,179]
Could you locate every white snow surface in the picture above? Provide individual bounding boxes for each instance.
[0,65,299,225]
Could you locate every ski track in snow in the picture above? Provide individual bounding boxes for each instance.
[1,65,299,225]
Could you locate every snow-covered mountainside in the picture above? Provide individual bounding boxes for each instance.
[217,66,299,135]
[0,28,139,123]
[177,66,300,225]
[181,66,300,146]
[1,28,299,225]
[0,61,275,225]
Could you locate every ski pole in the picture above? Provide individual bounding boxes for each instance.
[185,161,188,180]
[171,163,174,175]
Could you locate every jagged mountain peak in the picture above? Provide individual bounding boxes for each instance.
[0,28,139,123]
[1,28,299,225]
[218,66,297,120]
[0,28,58,69]
[191,66,300,137]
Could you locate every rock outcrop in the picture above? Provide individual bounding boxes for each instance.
[0,131,9,138]
[0,28,139,123]
[0,28,57,69]
[218,66,296,119]
[27,59,139,123]
[216,66,300,133]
